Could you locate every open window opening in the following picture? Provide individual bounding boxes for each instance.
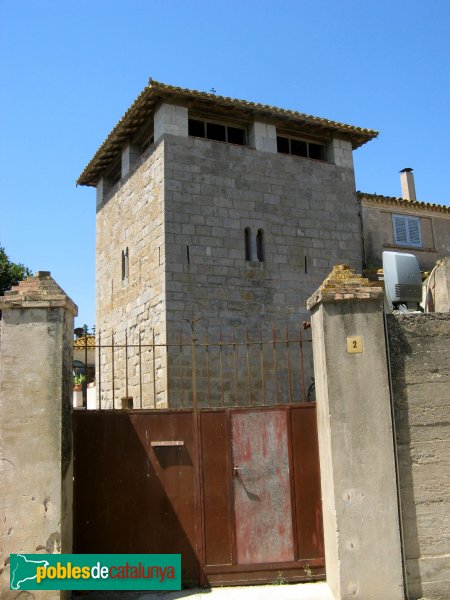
[189,118,246,146]
[276,135,325,161]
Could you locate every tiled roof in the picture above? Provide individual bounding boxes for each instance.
[358,192,450,214]
[74,334,96,349]
[77,79,379,187]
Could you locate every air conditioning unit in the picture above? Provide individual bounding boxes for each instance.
[382,251,422,310]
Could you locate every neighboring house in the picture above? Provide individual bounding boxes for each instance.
[73,334,95,382]
[77,79,379,405]
[73,334,95,364]
[358,169,450,272]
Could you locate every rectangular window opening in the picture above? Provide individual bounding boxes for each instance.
[277,136,290,154]
[142,135,154,153]
[189,117,247,146]
[188,119,206,138]
[309,142,324,160]
[227,126,246,145]
[291,139,308,157]
[206,122,226,142]
[277,135,325,161]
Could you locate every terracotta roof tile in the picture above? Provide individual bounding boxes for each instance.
[357,192,450,214]
[74,335,96,349]
[77,79,378,187]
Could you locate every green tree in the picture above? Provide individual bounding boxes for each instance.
[0,246,32,296]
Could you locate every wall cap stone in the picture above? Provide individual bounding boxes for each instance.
[307,264,384,310]
[0,271,78,315]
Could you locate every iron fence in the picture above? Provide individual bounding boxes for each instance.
[75,323,314,410]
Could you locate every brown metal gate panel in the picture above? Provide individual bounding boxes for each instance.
[200,411,234,567]
[73,410,200,584]
[290,406,325,559]
[73,405,324,587]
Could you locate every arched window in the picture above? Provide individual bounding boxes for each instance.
[245,227,251,261]
[256,229,264,262]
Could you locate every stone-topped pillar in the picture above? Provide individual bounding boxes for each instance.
[307,265,404,600]
[0,272,77,600]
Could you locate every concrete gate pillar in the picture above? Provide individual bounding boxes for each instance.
[0,272,77,599]
[307,265,404,600]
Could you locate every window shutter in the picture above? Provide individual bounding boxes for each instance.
[392,214,422,247]
[393,215,408,245]
[407,217,421,246]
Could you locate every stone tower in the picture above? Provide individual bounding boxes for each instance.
[78,80,377,407]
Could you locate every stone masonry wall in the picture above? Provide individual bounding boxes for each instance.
[163,133,362,405]
[96,141,167,407]
[387,313,450,600]
[96,128,363,408]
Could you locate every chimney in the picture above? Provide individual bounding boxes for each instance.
[400,168,417,202]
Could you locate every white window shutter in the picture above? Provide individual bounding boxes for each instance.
[392,214,422,247]
[407,217,422,246]
[393,215,408,245]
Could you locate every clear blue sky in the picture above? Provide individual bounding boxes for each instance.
[1,0,449,328]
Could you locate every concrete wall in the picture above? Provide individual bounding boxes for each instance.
[0,272,76,600]
[387,313,450,600]
[360,201,450,271]
[308,266,404,600]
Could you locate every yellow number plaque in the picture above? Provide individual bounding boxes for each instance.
[347,336,363,354]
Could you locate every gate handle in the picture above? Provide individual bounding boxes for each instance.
[233,465,244,475]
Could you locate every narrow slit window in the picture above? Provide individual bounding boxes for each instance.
[121,247,129,281]
[256,229,264,262]
[245,228,251,261]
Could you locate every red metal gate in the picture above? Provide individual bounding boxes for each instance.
[232,410,294,564]
[73,404,324,586]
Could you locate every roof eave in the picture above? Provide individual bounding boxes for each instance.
[357,191,450,214]
[77,80,379,187]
